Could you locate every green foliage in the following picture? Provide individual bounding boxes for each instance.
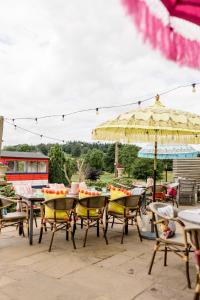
[131,158,163,180]
[104,143,115,173]
[64,155,77,181]
[86,179,107,190]
[4,144,36,152]
[48,144,67,185]
[0,184,16,197]
[119,145,140,176]
[85,148,104,170]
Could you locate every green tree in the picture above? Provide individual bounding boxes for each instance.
[132,158,163,180]
[119,145,140,176]
[48,144,67,185]
[104,143,115,173]
[63,155,77,184]
[85,148,104,170]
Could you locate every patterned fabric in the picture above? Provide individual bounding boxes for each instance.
[157,205,176,239]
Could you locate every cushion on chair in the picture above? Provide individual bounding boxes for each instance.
[43,189,69,219]
[76,189,101,217]
[108,186,131,215]
[2,211,27,221]
[157,205,176,239]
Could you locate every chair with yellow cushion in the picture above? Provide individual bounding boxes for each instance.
[108,195,142,244]
[76,195,108,247]
[38,197,77,251]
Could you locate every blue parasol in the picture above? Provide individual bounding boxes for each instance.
[138,144,198,182]
[138,144,198,160]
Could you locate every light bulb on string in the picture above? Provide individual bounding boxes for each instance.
[40,134,43,139]
[96,108,99,115]
[62,115,65,121]
[138,101,141,107]
[35,118,38,124]
[192,83,196,93]
[14,124,17,130]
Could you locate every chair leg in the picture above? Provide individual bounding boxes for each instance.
[38,223,44,243]
[121,221,125,244]
[164,246,167,266]
[81,218,83,229]
[18,221,23,236]
[185,248,191,289]
[97,220,99,237]
[111,216,115,228]
[49,225,56,252]
[83,225,89,247]
[125,219,128,235]
[71,225,76,250]
[44,222,47,232]
[148,241,160,274]
[66,223,69,241]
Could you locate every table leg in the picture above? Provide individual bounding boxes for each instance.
[29,203,33,245]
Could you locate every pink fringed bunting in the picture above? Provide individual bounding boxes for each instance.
[121,0,200,69]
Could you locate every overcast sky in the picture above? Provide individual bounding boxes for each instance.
[1,0,200,146]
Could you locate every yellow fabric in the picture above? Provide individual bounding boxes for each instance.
[108,187,128,215]
[92,97,200,144]
[44,192,67,219]
[76,191,100,217]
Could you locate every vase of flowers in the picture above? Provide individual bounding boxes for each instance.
[0,161,8,182]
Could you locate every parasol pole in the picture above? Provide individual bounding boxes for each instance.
[153,130,158,202]
[165,163,168,182]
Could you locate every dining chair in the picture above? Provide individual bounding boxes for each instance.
[0,196,29,237]
[76,195,108,247]
[185,227,200,300]
[13,183,39,227]
[38,197,77,252]
[108,195,142,244]
[148,202,192,289]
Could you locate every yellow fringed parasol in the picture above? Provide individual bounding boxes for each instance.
[92,95,200,201]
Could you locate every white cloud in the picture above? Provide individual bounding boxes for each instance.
[0,0,199,146]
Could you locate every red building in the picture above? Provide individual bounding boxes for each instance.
[0,151,49,187]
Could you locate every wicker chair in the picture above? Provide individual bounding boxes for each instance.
[76,196,108,247]
[38,197,77,252]
[148,202,192,289]
[177,179,196,205]
[185,227,200,300]
[0,196,28,236]
[108,195,142,244]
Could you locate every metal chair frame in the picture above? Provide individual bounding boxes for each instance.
[38,197,77,252]
[107,195,142,244]
[76,196,108,247]
[148,202,192,289]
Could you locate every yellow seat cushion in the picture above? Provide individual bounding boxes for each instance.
[44,206,68,219]
[76,190,101,217]
[108,186,131,215]
[43,191,68,220]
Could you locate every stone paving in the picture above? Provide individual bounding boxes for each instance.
[0,212,197,300]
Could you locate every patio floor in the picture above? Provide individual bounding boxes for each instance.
[0,208,197,300]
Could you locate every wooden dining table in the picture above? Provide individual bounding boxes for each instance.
[17,193,45,245]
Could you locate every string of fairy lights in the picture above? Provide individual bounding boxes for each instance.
[3,82,200,144]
